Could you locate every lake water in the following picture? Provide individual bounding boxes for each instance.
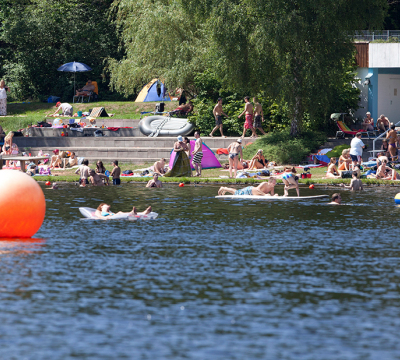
[1,183,400,359]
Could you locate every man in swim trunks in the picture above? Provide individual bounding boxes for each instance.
[146,173,162,188]
[192,131,203,176]
[89,169,108,186]
[238,96,257,138]
[328,193,342,205]
[75,159,90,184]
[153,158,166,175]
[218,177,278,196]
[227,138,243,178]
[340,171,363,191]
[253,97,267,136]
[386,124,398,161]
[377,114,390,133]
[210,97,228,137]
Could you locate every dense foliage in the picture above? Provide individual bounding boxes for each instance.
[242,129,327,165]
[0,0,397,136]
[0,0,120,101]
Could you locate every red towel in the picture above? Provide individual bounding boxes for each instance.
[216,148,229,155]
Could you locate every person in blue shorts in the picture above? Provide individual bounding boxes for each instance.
[111,160,121,185]
[218,177,277,196]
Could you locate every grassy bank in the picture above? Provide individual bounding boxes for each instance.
[0,101,178,132]
[26,162,400,187]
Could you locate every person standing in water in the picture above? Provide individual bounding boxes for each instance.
[238,96,257,138]
[210,98,228,137]
[328,193,342,205]
[192,131,203,176]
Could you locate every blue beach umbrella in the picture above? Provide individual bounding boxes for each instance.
[57,61,92,96]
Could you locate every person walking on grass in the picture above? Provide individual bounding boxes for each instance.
[253,97,267,136]
[238,96,257,138]
[192,131,203,177]
[210,98,228,138]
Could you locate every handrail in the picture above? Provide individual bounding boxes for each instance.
[372,121,400,154]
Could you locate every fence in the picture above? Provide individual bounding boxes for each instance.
[352,30,400,42]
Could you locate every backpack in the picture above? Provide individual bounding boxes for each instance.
[341,170,352,178]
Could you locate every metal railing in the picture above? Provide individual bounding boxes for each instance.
[352,30,400,42]
[372,121,400,154]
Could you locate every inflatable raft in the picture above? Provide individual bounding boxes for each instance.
[215,195,329,200]
[79,207,158,220]
[139,115,194,137]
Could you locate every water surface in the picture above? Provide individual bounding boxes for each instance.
[0,184,399,359]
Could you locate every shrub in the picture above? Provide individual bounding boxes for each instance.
[325,144,351,158]
[243,129,327,164]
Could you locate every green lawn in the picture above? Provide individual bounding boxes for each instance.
[0,101,178,133]
[26,162,400,186]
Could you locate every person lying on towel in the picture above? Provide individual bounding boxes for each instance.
[218,177,278,196]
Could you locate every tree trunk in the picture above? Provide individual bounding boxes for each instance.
[290,56,303,137]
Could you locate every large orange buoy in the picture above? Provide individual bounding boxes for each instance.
[0,170,46,238]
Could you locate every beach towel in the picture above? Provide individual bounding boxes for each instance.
[164,151,192,177]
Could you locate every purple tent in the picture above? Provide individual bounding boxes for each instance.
[169,140,222,170]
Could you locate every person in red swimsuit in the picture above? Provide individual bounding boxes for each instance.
[238,96,257,138]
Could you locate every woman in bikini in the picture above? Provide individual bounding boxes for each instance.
[227,138,243,178]
[326,157,341,178]
[248,149,268,170]
[281,166,299,196]
[338,149,352,172]
[95,203,152,219]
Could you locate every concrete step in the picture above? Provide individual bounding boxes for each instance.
[78,157,160,165]
[17,146,231,161]
[14,136,253,149]
[26,127,141,137]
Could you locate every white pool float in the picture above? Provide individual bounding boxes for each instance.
[79,207,158,220]
[215,195,329,200]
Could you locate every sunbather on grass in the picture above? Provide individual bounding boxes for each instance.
[326,157,341,178]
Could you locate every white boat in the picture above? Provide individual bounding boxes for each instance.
[139,116,194,137]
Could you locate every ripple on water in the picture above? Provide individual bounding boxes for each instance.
[0,184,399,359]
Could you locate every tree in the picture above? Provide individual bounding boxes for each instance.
[0,0,120,100]
[107,0,206,96]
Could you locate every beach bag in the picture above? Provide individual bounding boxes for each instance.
[341,170,352,178]
[94,130,104,137]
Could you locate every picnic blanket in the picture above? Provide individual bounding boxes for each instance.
[164,151,192,177]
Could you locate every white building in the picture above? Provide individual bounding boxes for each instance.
[354,41,400,125]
